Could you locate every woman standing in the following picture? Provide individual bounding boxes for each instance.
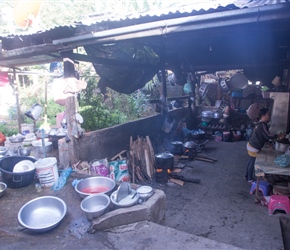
[245,108,276,182]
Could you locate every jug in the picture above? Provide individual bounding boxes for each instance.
[25,103,42,120]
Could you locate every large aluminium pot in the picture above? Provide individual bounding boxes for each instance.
[0,156,36,188]
[155,152,174,170]
[275,141,289,153]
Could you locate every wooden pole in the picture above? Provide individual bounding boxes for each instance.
[63,56,80,166]
[13,68,21,133]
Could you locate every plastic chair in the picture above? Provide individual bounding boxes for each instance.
[268,195,290,215]
[250,181,271,196]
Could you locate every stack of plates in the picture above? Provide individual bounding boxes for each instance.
[13,160,35,173]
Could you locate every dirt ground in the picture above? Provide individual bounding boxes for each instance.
[0,140,286,250]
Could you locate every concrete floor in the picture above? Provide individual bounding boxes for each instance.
[0,140,286,250]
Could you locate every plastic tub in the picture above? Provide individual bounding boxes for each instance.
[0,156,36,188]
[34,157,59,187]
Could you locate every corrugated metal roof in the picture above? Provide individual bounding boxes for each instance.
[1,0,288,38]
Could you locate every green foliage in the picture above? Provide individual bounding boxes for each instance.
[0,124,18,137]
[79,67,154,131]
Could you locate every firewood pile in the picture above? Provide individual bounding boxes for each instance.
[127,136,156,184]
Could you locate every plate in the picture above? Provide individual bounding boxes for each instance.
[13,160,35,173]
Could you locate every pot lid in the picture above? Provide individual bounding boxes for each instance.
[228,73,248,90]
[183,141,196,149]
[155,152,174,159]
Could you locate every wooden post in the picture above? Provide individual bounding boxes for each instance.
[12,68,21,133]
[63,57,80,166]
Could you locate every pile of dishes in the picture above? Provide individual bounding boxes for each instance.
[13,160,35,173]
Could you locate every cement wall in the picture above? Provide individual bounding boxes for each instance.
[72,107,189,163]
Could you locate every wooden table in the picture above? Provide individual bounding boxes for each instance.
[254,148,285,202]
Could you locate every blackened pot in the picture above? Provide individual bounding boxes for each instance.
[0,156,36,188]
[155,152,174,170]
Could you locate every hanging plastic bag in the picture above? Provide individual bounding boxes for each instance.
[51,167,73,190]
[274,154,290,168]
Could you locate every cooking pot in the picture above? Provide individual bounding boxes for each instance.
[275,141,290,153]
[155,152,174,170]
[171,141,184,155]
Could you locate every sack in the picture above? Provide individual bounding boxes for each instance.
[274,154,290,168]
[90,158,109,176]
[109,159,130,182]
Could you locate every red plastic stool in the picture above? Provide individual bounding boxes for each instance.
[268,195,290,215]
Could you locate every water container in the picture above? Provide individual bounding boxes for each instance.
[34,157,59,187]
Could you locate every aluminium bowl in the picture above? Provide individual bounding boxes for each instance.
[110,189,139,208]
[80,193,110,220]
[18,196,67,232]
[75,176,116,199]
[0,146,8,157]
[9,136,25,143]
[0,182,7,198]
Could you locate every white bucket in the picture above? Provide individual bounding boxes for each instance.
[21,123,34,135]
[34,157,59,187]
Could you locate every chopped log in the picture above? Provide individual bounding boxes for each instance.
[127,136,156,184]
[169,178,184,186]
[173,168,182,174]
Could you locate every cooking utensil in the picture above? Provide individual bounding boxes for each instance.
[275,141,289,153]
[18,196,67,232]
[34,141,53,154]
[9,136,24,143]
[80,193,110,220]
[0,146,8,157]
[75,176,116,199]
[137,185,154,201]
[110,189,139,208]
[116,182,131,202]
[155,152,174,170]
[171,141,184,155]
[0,182,7,198]
[228,73,248,90]
[18,147,31,156]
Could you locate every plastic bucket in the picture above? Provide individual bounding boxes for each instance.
[34,157,59,187]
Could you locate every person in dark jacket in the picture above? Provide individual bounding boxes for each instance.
[245,108,275,182]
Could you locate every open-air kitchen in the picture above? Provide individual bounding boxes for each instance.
[1,1,290,250]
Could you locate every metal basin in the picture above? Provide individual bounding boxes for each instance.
[80,194,110,220]
[18,196,67,232]
[75,176,116,199]
[0,182,7,198]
